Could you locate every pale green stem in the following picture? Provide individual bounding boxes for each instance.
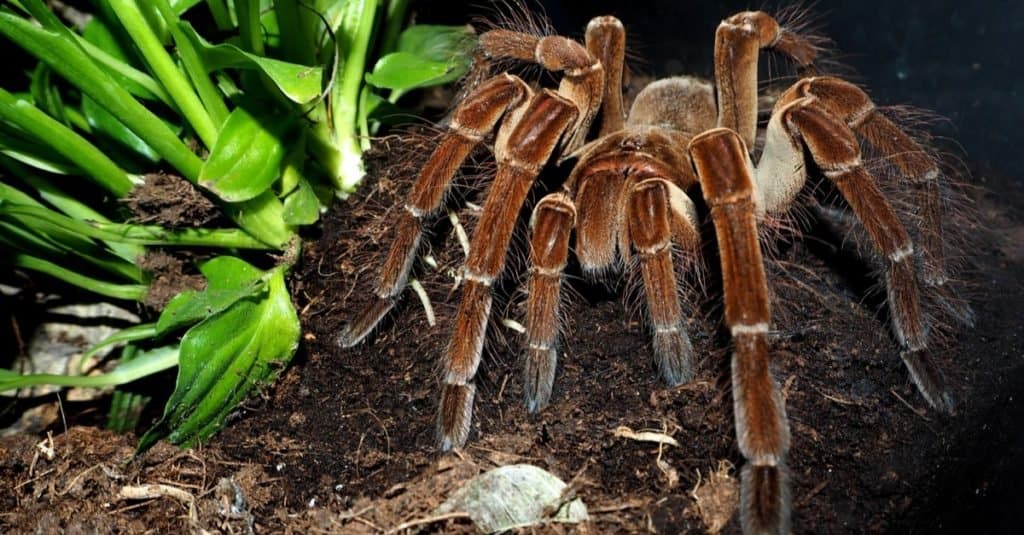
[108,0,219,149]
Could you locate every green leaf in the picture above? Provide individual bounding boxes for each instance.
[0,10,202,180]
[364,24,475,91]
[139,261,299,450]
[283,177,320,226]
[365,51,468,91]
[79,16,172,105]
[155,257,267,336]
[224,190,294,249]
[29,64,70,127]
[199,106,289,202]
[0,87,135,197]
[178,22,323,105]
[106,345,153,434]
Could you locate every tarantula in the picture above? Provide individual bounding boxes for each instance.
[340,9,965,533]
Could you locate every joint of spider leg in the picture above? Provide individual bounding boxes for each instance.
[820,159,863,181]
[528,266,564,279]
[528,341,552,352]
[500,156,545,175]
[888,243,915,264]
[731,322,770,337]
[845,102,876,129]
[586,15,624,33]
[563,62,602,79]
[462,269,494,287]
[403,204,425,219]
[448,118,486,143]
[635,239,672,257]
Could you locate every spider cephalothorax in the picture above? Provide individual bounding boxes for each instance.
[340,10,966,534]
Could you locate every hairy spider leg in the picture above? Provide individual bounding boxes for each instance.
[338,75,529,347]
[438,90,578,450]
[714,11,819,149]
[522,192,575,411]
[691,128,791,535]
[787,76,974,325]
[781,96,954,412]
[626,177,701,386]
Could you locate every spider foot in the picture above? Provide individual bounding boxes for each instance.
[653,326,695,386]
[524,346,557,413]
[740,463,791,535]
[901,348,956,413]
[338,296,395,348]
[437,383,475,451]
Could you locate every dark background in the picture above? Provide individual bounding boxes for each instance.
[418,0,1022,178]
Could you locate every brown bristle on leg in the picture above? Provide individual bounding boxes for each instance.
[338,296,395,348]
[584,15,626,136]
[575,169,626,275]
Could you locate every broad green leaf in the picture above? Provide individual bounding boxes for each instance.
[283,177,320,226]
[179,22,323,104]
[280,129,319,226]
[363,24,475,91]
[198,255,264,291]
[365,51,468,91]
[199,106,289,202]
[224,190,294,249]
[155,258,267,336]
[139,262,299,450]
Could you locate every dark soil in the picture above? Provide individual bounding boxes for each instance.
[124,172,221,228]
[3,2,1023,534]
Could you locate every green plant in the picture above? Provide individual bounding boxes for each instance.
[0,0,474,449]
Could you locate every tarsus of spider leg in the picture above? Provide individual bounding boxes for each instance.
[785,98,955,413]
[338,74,529,348]
[715,11,819,150]
[523,193,575,411]
[691,128,791,535]
[437,90,578,450]
[626,178,699,386]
